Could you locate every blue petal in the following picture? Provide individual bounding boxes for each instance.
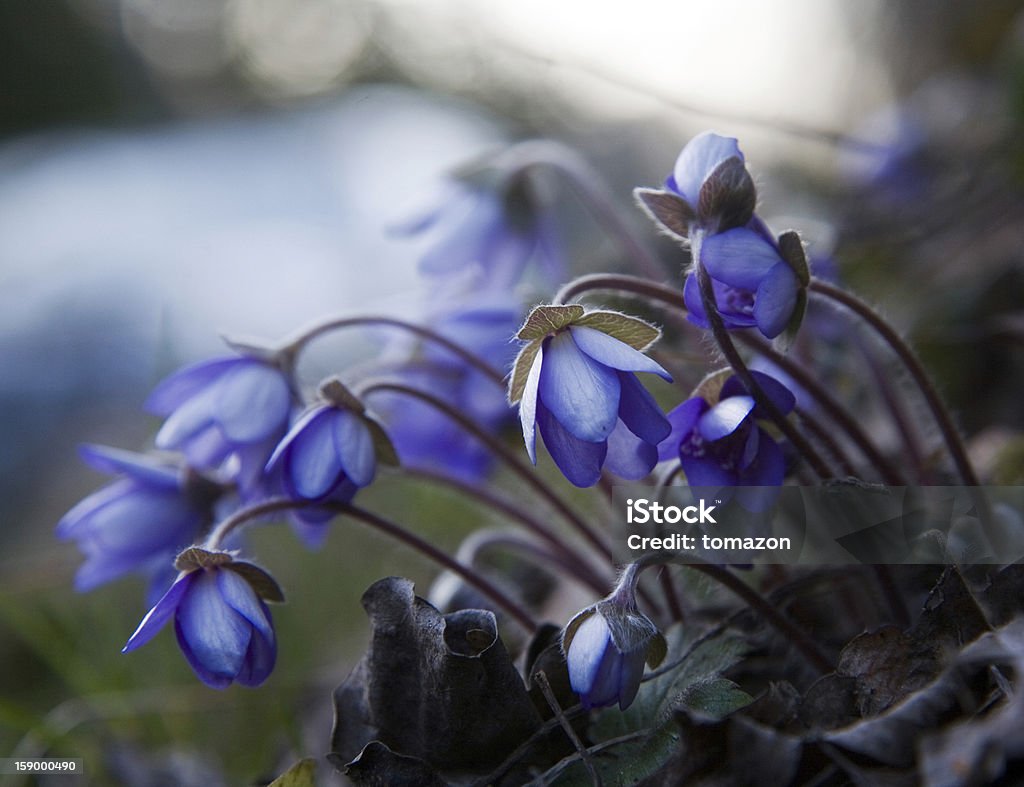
[154,387,216,450]
[332,410,376,488]
[680,455,737,488]
[538,332,620,442]
[519,345,544,465]
[701,228,784,290]
[721,371,796,417]
[176,569,251,684]
[215,361,291,443]
[78,444,180,489]
[145,358,235,416]
[174,617,232,689]
[569,326,672,381]
[418,191,501,275]
[585,647,624,709]
[754,262,800,339]
[123,572,194,652]
[672,132,743,206]
[218,568,274,642]
[683,274,710,329]
[617,648,647,710]
[604,420,659,480]
[567,613,611,695]
[617,372,671,444]
[236,623,276,687]
[698,396,755,441]
[537,404,606,488]
[283,407,342,500]
[658,398,708,462]
[739,430,785,487]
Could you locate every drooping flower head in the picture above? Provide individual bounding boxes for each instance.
[659,370,796,511]
[57,444,222,602]
[394,170,562,290]
[266,378,396,546]
[123,548,281,689]
[683,227,807,340]
[509,305,672,488]
[561,572,666,710]
[635,131,757,239]
[147,354,294,495]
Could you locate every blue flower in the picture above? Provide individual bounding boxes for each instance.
[562,601,665,710]
[516,315,672,488]
[265,380,392,546]
[659,371,795,511]
[147,356,293,494]
[394,178,562,289]
[123,553,279,689]
[683,227,801,339]
[56,445,219,600]
[666,131,745,209]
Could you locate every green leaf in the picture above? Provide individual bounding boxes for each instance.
[507,339,542,404]
[174,547,232,572]
[545,722,681,786]
[778,230,810,286]
[689,368,732,406]
[574,310,661,350]
[268,757,317,787]
[774,288,807,354]
[516,304,584,340]
[681,677,753,718]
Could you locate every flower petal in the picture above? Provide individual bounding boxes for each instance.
[537,404,606,488]
[680,454,737,488]
[285,407,343,500]
[236,624,276,687]
[78,444,180,489]
[701,228,784,290]
[333,410,376,488]
[176,569,251,684]
[617,649,647,710]
[569,326,672,381]
[604,420,659,480]
[154,387,216,450]
[673,132,742,206]
[218,568,274,641]
[698,396,755,441]
[617,372,671,444]
[754,262,800,339]
[720,371,796,417]
[538,332,620,442]
[519,344,544,464]
[567,614,611,694]
[216,361,291,443]
[123,572,194,652]
[145,358,235,415]
[657,398,708,462]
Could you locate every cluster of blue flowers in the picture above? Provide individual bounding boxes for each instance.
[60,132,810,708]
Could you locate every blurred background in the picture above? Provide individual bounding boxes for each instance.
[2,0,1023,783]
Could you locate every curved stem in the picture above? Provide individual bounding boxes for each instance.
[554,273,686,308]
[796,406,856,477]
[634,554,833,674]
[694,258,833,480]
[497,140,665,281]
[276,315,506,388]
[358,381,615,562]
[401,467,611,593]
[205,496,538,632]
[809,279,982,488]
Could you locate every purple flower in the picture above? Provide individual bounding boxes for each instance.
[56,445,219,599]
[266,380,392,545]
[659,371,795,511]
[684,227,801,339]
[147,356,293,494]
[667,131,745,208]
[515,308,672,487]
[562,600,665,711]
[394,179,562,288]
[123,553,280,689]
